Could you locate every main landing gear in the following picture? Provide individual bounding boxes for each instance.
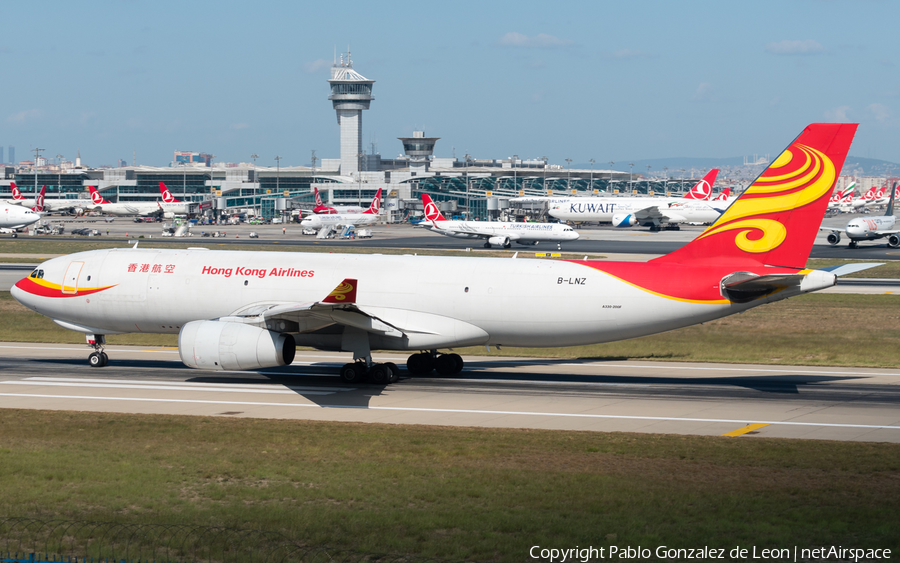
[87,334,108,367]
[339,360,400,385]
[407,350,464,376]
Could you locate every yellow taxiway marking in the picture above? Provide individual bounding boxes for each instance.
[721,423,770,437]
[883,291,894,295]
[143,347,179,351]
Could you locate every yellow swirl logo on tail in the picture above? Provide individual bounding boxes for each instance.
[328,281,355,301]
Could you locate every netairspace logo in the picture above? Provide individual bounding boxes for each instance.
[529,545,892,562]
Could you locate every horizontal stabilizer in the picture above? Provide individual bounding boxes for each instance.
[720,271,806,303]
[818,262,884,277]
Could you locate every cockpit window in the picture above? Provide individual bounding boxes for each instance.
[30,269,44,279]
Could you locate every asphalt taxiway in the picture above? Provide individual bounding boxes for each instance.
[1,343,897,443]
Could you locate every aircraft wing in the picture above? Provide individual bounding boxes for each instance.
[633,206,687,224]
[818,226,842,232]
[222,279,403,338]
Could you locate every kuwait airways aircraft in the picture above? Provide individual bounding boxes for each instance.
[548,169,727,230]
[13,124,874,384]
[821,183,898,248]
[300,188,382,231]
[419,194,579,248]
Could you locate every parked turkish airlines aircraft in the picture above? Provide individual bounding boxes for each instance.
[3,182,37,207]
[849,186,880,209]
[310,187,365,215]
[13,124,871,384]
[679,169,720,200]
[827,184,854,211]
[300,188,382,230]
[86,184,190,216]
[419,193,578,248]
[1,202,41,235]
[713,187,731,202]
[30,185,46,213]
[821,184,899,248]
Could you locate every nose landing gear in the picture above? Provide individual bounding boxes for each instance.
[87,334,108,367]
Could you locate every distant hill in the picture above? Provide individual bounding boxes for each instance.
[579,155,900,177]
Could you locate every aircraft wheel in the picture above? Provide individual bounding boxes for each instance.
[503,242,512,249]
[407,353,434,375]
[849,241,858,248]
[446,353,464,375]
[435,354,462,376]
[385,362,400,383]
[483,242,492,249]
[339,363,364,384]
[89,352,104,368]
[99,352,109,367]
[368,364,391,385]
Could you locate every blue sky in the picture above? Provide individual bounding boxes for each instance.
[2,0,898,168]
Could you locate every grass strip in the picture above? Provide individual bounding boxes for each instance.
[2,292,897,367]
[0,411,898,561]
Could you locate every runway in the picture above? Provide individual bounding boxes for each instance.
[1,343,898,443]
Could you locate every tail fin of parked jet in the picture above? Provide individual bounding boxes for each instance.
[714,187,731,201]
[31,185,46,212]
[314,187,325,207]
[655,123,857,269]
[159,182,183,203]
[421,194,447,222]
[10,182,24,202]
[362,188,383,215]
[88,186,111,205]
[682,169,719,200]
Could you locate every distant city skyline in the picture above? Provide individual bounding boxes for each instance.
[3,0,899,169]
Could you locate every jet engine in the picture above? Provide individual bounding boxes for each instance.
[487,236,510,247]
[889,234,900,248]
[612,213,637,228]
[178,320,295,371]
[826,232,841,246]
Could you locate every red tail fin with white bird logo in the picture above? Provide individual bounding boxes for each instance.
[682,169,719,200]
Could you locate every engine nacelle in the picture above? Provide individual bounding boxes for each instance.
[179,320,295,371]
[826,232,841,246]
[488,236,510,247]
[612,213,637,228]
[889,234,900,248]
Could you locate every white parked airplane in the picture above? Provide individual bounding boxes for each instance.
[85,183,191,217]
[821,184,898,248]
[300,188,382,231]
[12,124,872,384]
[548,169,726,230]
[1,202,41,236]
[309,187,366,215]
[419,193,579,248]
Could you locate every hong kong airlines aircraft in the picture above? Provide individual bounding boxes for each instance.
[13,124,872,385]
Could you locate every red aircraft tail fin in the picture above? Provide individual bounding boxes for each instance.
[31,185,46,212]
[314,187,324,207]
[88,186,111,205]
[655,123,858,269]
[363,188,382,215]
[159,182,182,203]
[682,169,719,200]
[10,182,24,201]
[421,194,447,222]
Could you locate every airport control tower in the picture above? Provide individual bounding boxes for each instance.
[328,52,374,176]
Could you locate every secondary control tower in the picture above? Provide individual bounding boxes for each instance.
[328,52,374,176]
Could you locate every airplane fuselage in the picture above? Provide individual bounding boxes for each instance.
[846,215,897,241]
[426,220,579,243]
[549,197,726,223]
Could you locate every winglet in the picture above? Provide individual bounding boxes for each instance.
[321,278,357,304]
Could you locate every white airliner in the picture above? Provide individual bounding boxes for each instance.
[1,202,41,235]
[3,182,39,207]
[548,169,726,230]
[310,187,366,215]
[87,183,191,216]
[12,124,874,385]
[821,184,898,248]
[300,188,382,231]
[827,184,855,211]
[419,193,579,248]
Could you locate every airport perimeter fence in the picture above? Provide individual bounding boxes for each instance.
[0,518,458,563]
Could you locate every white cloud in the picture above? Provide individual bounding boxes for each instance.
[498,32,574,48]
[765,39,825,55]
[304,59,331,73]
[824,106,852,122]
[868,103,890,122]
[8,109,42,123]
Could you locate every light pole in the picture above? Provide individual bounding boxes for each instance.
[208,154,215,199]
[680,168,686,194]
[512,154,518,195]
[56,153,63,196]
[589,159,595,193]
[464,153,471,219]
[663,166,668,194]
[646,165,652,194]
[357,152,364,207]
[542,156,548,194]
[275,155,282,194]
[565,158,572,193]
[608,161,615,193]
[629,162,635,193]
[250,153,258,167]
[32,147,44,196]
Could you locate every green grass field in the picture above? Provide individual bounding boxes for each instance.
[1,411,898,562]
